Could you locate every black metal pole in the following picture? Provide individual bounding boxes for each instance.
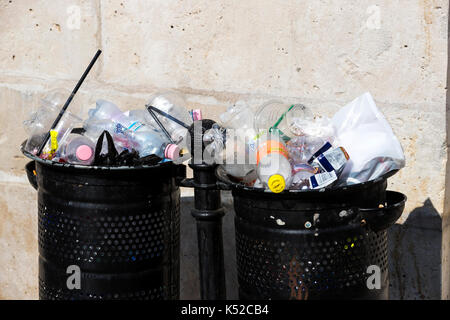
[180,119,227,299]
[189,163,226,300]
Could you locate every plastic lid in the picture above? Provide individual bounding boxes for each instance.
[76,145,93,161]
[268,174,286,193]
[164,144,180,160]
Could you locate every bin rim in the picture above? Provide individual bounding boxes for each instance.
[215,165,398,194]
[20,140,179,171]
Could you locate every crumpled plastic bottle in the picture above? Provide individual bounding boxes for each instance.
[114,129,180,160]
[220,100,256,133]
[289,116,335,143]
[203,123,226,163]
[147,92,193,143]
[23,89,68,135]
[217,101,258,180]
[286,135,327,165]
[23,89,83,156]
[254,101,314,141]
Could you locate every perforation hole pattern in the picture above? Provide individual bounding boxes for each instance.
[38,201,178,265]
[235,229,388,299]
[39,278,166,300]
[37,193,180,300]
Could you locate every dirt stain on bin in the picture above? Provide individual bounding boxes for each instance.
[287,256,308,300]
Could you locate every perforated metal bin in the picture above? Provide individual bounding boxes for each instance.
[216,167,406,300]
[24,149,185,300]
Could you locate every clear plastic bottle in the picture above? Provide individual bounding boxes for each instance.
[218,101,259,179]
[220,100,256,133]
[286,135,326,165]
[290,116,335,142]
[291,171,315,190]
[128,109,160,131]
[23,90,67,135]
[85,101,157,141]
[256,132,292,193]
[203,124,226,164]
[116,130,181,160]
[23,90,82,156]
[25,111,83,156]
[88,99,123,121]
[87,100,144,133]
[85,100,125,137]
[221,131,258,180]
[147,92,193,143]
[290,164,318,190]
[254,101,313,141]
[83,118,117,141]
[59,134,95,165]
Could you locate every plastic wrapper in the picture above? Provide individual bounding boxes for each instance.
[92,130,161,166]
[331,92,405,185]
[289,116,335,142]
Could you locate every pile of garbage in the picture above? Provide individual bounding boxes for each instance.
[22,87,405,192]
[23,91,199,167]
[203,92,405,193]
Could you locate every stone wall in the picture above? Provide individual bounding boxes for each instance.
[0,0,448,299]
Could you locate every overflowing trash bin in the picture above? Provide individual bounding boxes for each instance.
[21,87,192,300]
[21,89,191,300]
[20,51,197,300]
[216,166,405,299]
[24,156,184,300]
[199,92,408,300]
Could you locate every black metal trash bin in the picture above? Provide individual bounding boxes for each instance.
[217,167,406,300]
[24,152,184,300]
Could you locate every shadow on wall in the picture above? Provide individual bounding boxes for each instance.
[388,198,442,300]
[443,0,450,301]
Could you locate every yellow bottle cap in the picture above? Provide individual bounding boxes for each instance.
[268,174,286,193]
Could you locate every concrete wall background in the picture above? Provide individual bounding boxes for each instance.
[0,0,448,299]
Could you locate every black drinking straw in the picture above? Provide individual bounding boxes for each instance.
[146,105,191,129]
[36,49,102,156]
[145,105,175,144]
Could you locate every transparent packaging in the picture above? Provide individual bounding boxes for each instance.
[256,132,292,193]
[59,134,95,165]
[24,110,83,156]
[147,92,193,143]
[287,135,327,165]
[254,101,313,141]
[114,129,180,160]
[331,92,405,184]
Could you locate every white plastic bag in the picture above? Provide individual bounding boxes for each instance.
[331,92,405,185]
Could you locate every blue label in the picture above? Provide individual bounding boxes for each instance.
[128,121,144,132]
[308,142,332,164]
[317,154,335,172]
[115,123,127,134]
[310,175,319,188]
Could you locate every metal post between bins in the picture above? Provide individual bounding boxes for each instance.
[180,119,227,300]
[188,163,226,300]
